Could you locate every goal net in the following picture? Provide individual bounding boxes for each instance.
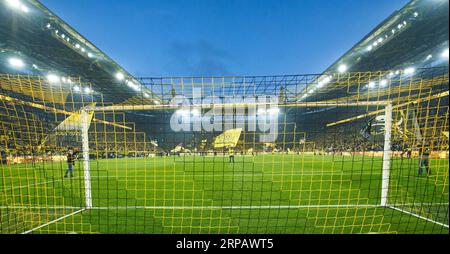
[0,68,448,234]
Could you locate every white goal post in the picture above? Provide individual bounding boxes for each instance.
[80,101,393,209]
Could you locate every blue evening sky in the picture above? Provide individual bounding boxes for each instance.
[41,0,409,77]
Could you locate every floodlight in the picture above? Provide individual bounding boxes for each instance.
[338,64,347,73]
[404,67,415,74]
[8,58,25,68]
[47,74,60,83]
[116,72,125,81]
[441,48,449,59]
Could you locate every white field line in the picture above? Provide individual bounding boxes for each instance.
[2,178,62,192]
[21,208,86,234]
[1,202,448,210]
[388,206,449,228]
[2,172,444,192]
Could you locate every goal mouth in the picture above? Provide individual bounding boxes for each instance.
[1,69,448,234]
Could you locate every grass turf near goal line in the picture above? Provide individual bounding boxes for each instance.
[1,155,448,234]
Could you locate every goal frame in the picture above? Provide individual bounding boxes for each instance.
[80,101,393,209]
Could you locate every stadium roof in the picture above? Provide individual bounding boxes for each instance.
[0,0,159,104]
[300,0,449,101]
[0,0,448,105]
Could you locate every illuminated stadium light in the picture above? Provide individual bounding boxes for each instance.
[5,0,28,11]
[377,38,383,43]
[403,21,407,25]
[338,64,347,73]
[87,53,93,58]
[81,47,86,53]
[143,93,150,98]
[391,29,395,34]
[380,79,388,87]
[425,54,433,61]
[414,12,419,17]
[84,87,92,93]
[73,85,80,92]
[397,24,402,29]
[6,0,20,8]
[373,42,378,47]
[75,44,81,49]
[61,34,65,39]
[32,64,38,69]
[55,30,59,34]
[67,78,73,84]
[66,37,70,42]
[46,74,60,83]
[404,67,415,75]
[368,81,376,89]
[367,45,373,51]
[116,72,125,81]
[20,5,28,13]
[441,48,449,59]
[61,77,67,83]
[388,72,394,78]
[46,23,51,29]
[8,57,25,68]
[126,80,141,91]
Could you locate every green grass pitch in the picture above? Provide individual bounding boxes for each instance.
[1,154,448,234]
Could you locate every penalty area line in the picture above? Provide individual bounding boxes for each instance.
[21,208,86,234]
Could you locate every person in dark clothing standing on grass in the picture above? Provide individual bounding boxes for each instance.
[64,148,76,178]
[418,143,431,176]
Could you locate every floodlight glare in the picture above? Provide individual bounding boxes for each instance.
[47,74,60,83]
[404,67,415,75]
[6,0,21,9]
[73,85,81,92]
[8,57,25,68]
[380,79,388,87]
[116,72,125,81]
[338,64,347,73]
[426,54,433,61]
[84,87,92,93]
[441,48,449,59]
[368,81,376,88]
[323,76,331,84]
[367,45,373,51]
[20,5,28,13]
